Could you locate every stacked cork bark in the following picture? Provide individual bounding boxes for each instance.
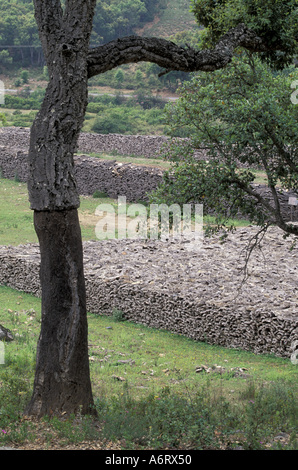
[0,127,297,218]
[0,127,298,360]
[0,226,297,359]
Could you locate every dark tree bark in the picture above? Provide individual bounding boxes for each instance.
[25,210,94,416]
[25,1,290,418]
[25,0,97,418]
[87,24,269,78]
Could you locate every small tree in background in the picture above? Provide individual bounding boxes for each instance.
[150,53,298,238]
[20,70,29,84]
[114,68,125,88]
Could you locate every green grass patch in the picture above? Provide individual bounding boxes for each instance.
[0,285,297,450]
[0,179,37,245]
[0,178,259,247]
[0,178,253,248]
[77,151,172,170]
[141,0,198,38]
[0,179,118,245]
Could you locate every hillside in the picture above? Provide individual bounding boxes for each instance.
[0,0,200,134]
[136,0,198,38]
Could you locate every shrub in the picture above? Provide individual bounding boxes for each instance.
[20,70,29,84]
[92,190,108,198]
[112,308,125,322]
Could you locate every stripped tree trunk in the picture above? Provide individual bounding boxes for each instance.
[26,210,94,416]
[25,0,97,417]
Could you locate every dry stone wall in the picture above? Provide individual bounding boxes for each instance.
[0,126,170,158]
[0,145,164,202]
[74,155,163,201]
[0,127,297,219]
[0,226,297,359]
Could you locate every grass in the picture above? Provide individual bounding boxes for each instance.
[0,178,118,245]
[79,151,172,170]
[138,0,198,38]
[0,285,297,450]
[0,179,37,245]
[0,178,253,247]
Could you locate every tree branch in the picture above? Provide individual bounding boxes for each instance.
[87,23,270,78]
[228,177,298,236]
[264,125,298,175]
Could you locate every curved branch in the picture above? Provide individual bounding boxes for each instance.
[229,178,298,236]
[87,23,269,78]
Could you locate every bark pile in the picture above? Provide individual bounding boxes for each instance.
[1,225,297,359]
[0,139,297,219]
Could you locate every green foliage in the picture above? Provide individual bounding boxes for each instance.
[3,92,42,110]
[89,62,191,94]
[96,380,298,449]
[0,1,38,46]
[0,1,40,67]
[88,0,163,44]
[169,29,204,49]
[0,112,6,126]
[92,189,109,198]
[150,53,298,233]
[191,0,298,69]
[42,66,49,80]
[20,70,29,84]
[14,78,22,87]
[0,50,12,71]
[91,107,135,134]
[114,69,125,88]
[0,0,164,68]
[112,308,126,322]
[241,381,298,449]
[85,93,166,135]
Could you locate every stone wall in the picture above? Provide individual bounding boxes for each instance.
[0,140,297,220]
[0,226,297,359]
[0,127,298,359]
[0,146,164,202]
[0,126,170,158]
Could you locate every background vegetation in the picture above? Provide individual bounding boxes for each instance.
[0,1,203,134]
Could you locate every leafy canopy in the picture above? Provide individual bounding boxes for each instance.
[150,52,298,236]
[191,0,298,69]
[0,0,164,47]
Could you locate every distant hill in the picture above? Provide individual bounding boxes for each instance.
[0,1,200,71]
[135,0,198,38]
